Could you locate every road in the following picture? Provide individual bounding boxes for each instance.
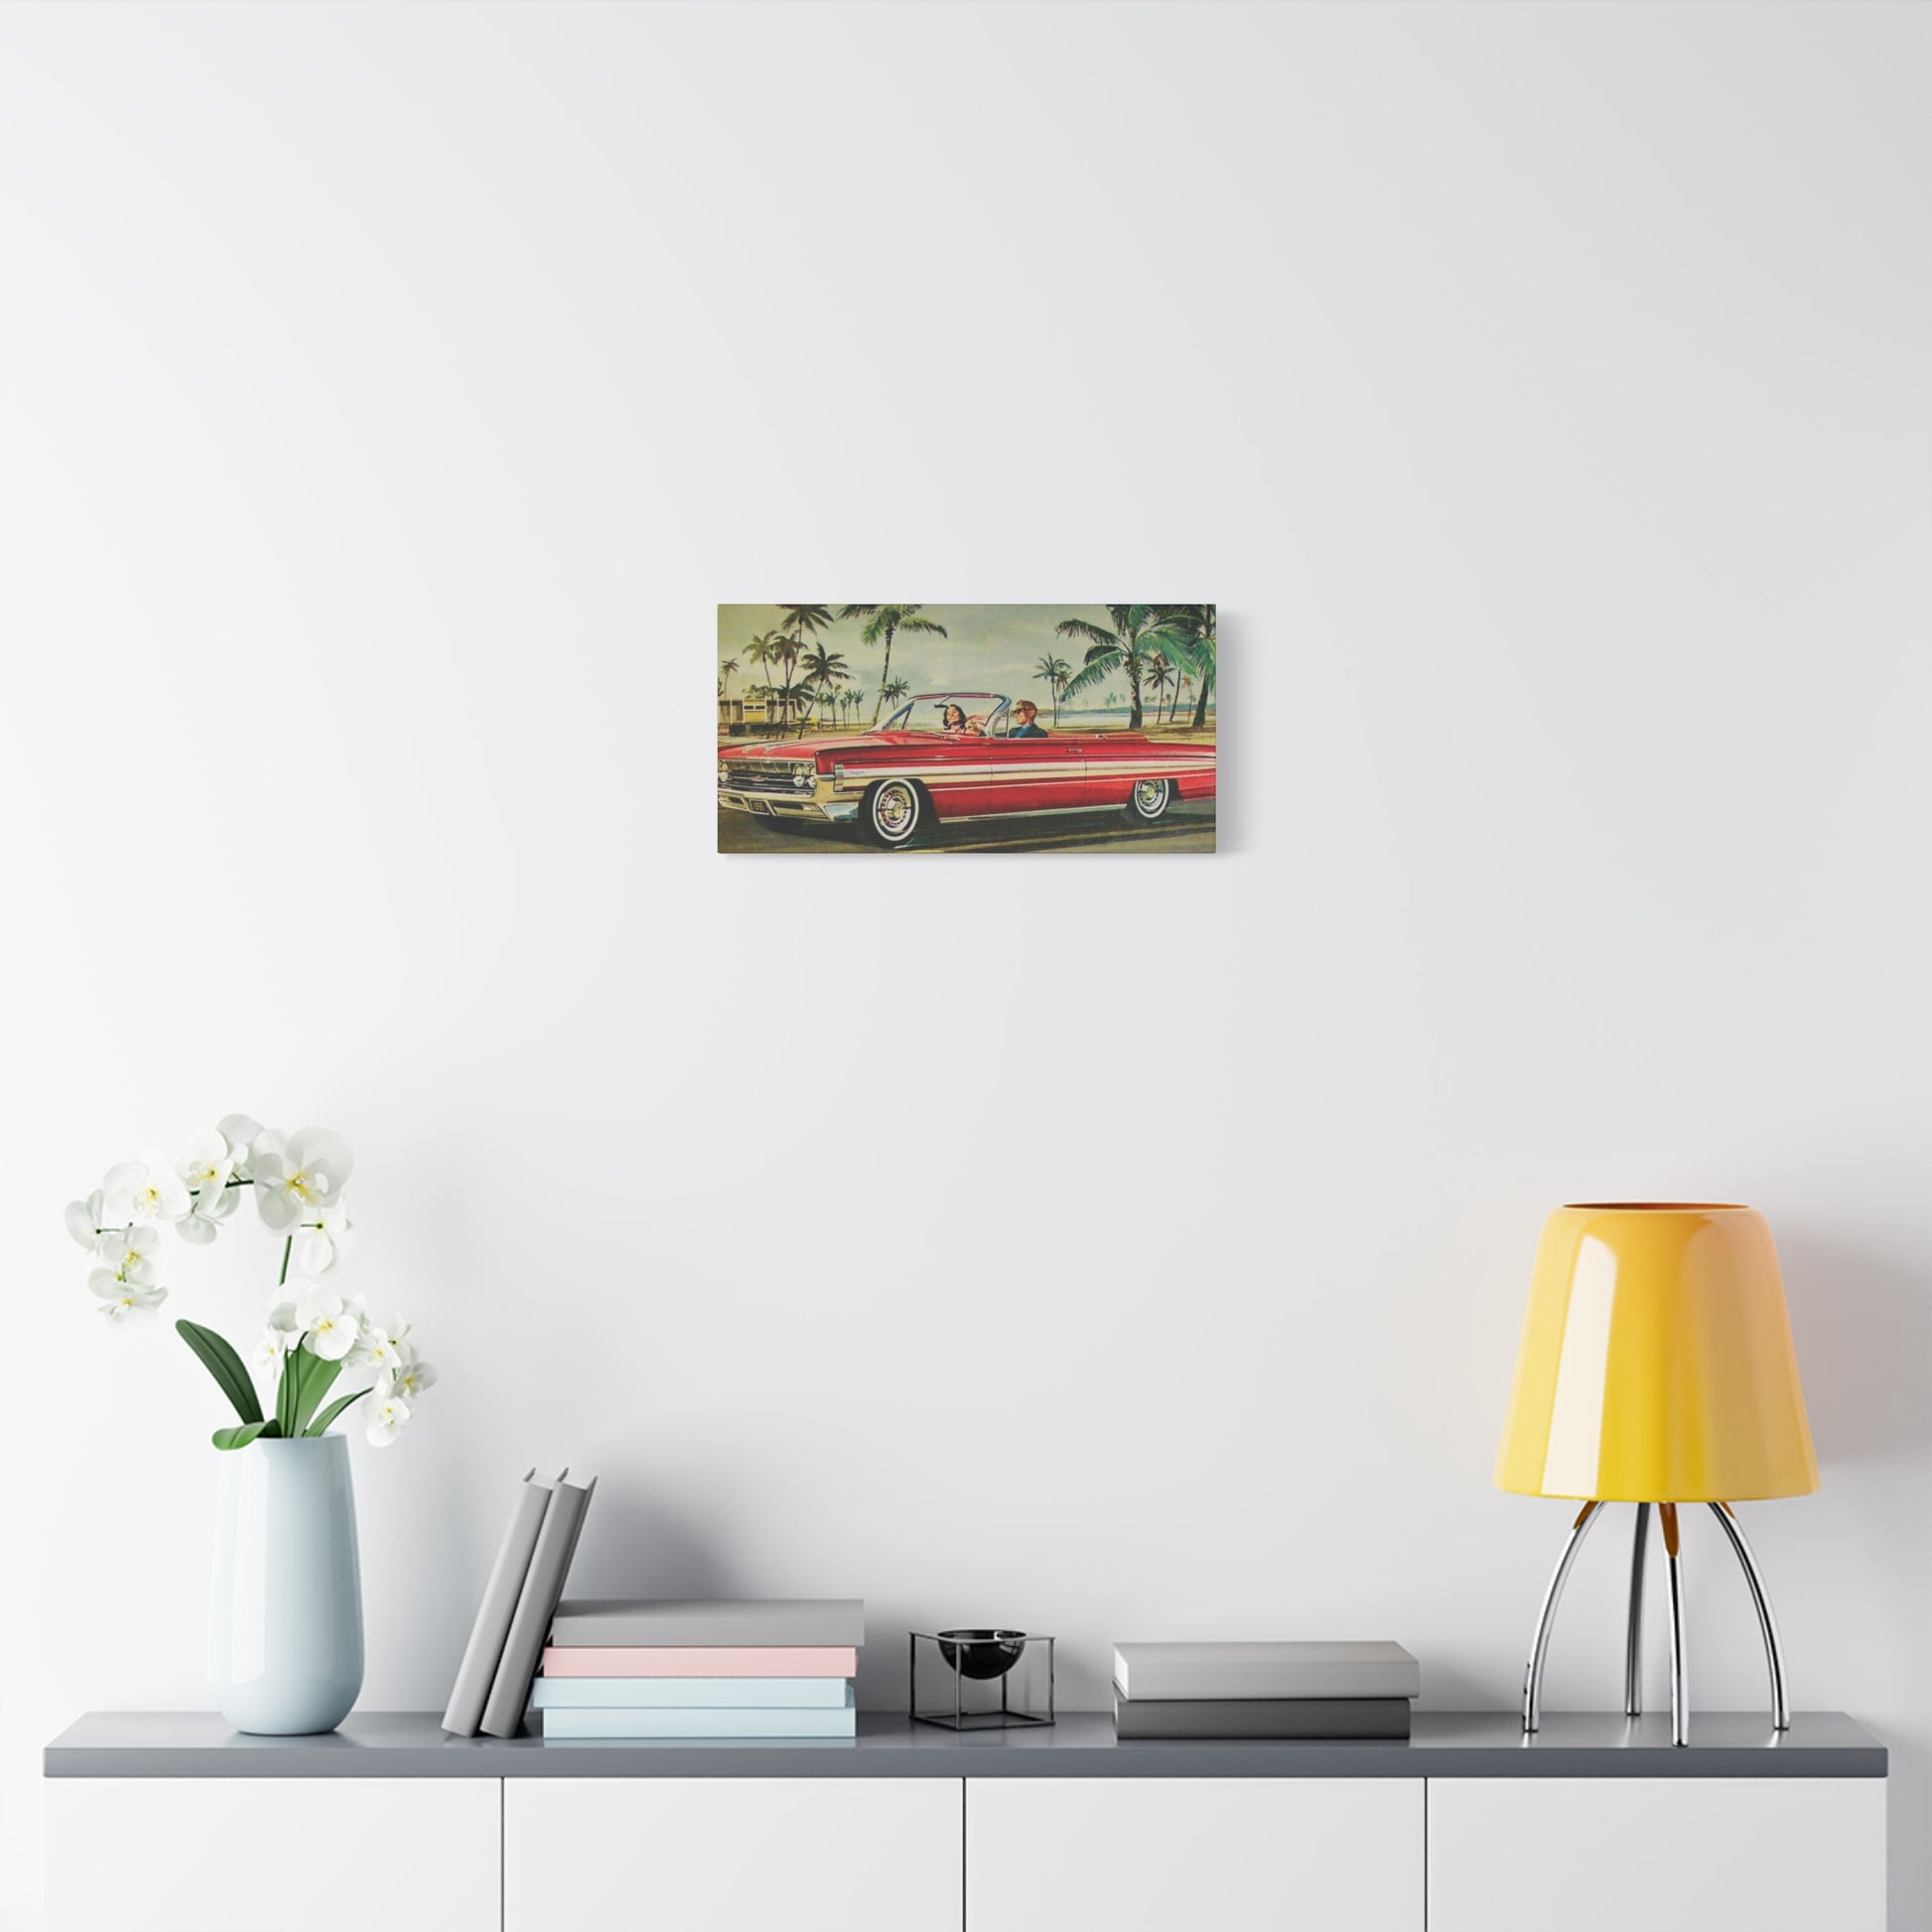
[718,800,1215,855]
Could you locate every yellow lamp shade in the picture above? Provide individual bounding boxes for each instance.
[1495,1203,1818,1503]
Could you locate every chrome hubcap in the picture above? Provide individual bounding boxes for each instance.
[1134,779,1168,815]
[876,785,914,836]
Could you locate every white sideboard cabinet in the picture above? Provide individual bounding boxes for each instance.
[45,1710,1887,1932]
[505,1777,960,1932]
[967,1776,1423,1932]
[45,1775,498,1932]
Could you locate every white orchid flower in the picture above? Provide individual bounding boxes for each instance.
[94,1225,163,1286]
[386,1355,438,1403]
[254,1128,354,1232]
[175,1128,239,1194]
[254,1301,304,1373]
[364,1392,411,1447]
[298,1292,363,1362]
[65,1190,107,1250]
[101,1150,191,1224]
[89,1271,168,1323]
[216,1115,265,1179]
[348,1321,401,1373]
[178,1183,242,1246]
[294,1204,356,1279]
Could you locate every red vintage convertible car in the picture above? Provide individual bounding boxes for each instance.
[718,691,1216,848]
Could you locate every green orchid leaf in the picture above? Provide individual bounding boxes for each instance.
[176,1319,263,1426]
[276,1348,301,1438]
[306,1387,372,1438]
[211,1420,272,1451]
[292,1351,344,1436]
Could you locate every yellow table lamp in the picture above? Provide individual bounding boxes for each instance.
[1496,1202,1818,1745]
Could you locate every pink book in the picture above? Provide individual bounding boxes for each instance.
[539,1645,859,1678]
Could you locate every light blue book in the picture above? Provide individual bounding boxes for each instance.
[531,1676,851,1710]
[541,1697,857,1740]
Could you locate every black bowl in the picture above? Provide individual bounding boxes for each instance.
[937,1629,1028,1681]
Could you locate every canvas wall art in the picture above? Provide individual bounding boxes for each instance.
[717,605,1217,854]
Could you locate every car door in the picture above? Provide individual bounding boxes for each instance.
[977,728,1088,818]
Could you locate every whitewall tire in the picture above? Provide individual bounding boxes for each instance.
[864,778,926,849]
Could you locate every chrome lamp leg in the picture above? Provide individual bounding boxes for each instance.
[1624,1501,1651,1718]
[1521,1499,1602,1733]
[1661,1502,1689,1745]
[1709,1501,1790,1730]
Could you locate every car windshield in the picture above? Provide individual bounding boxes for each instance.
[882,692,1012,737]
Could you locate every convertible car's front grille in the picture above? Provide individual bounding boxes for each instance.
[722,759,814,796]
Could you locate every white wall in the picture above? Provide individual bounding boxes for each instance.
[1,3,1926,1925]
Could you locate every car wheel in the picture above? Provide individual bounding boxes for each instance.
[1125,777,1173,823]
[863,777,926,849]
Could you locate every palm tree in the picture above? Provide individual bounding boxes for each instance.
[744,632,785,728]
[770,608,833,735]
[799,644,850,692]
[839,606,950,725]
[1154,605,1217,730]
[1144,657,1175,727]
[1054,606,1196,731]
[1033,653,1072,727]
[797,645,850,738]
[719,655,741,702]
[1175,672,1195,726]
[880,675,910,722]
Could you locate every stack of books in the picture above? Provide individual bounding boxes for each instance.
[1111,1640,1421,1739]
[532,1598,865,1738]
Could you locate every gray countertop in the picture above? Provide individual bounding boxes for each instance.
[46,1710,1885,1779]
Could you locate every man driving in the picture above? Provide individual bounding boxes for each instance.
[1010,700,1048,739]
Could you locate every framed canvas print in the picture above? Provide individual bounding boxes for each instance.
[717,605,1216,854]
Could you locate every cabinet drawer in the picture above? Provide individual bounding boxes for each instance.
[46,1778,498,1932]
[967,1777,1423,1932]
[1427,1776,1885,1932]
[505,1776,962,1932]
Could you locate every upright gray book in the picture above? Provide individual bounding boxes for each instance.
[1113,1694,1412,1740]
[442,1467,563,1737]
[480,1472,597,1738]
[549,1598,866,1647]
[1113,1641,1421,1703]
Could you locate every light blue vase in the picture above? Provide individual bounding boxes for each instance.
[209,1436,364,1734]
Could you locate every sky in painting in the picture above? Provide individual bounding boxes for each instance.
[717,604,1128,711]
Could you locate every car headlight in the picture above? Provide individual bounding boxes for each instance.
[793,765,815,790]
[718,763,730,787]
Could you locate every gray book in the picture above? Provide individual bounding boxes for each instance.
[1113,1641,1421,1703]
[442,1467,562,1737]
[480,1472,597,1738]
[548,1597,866,1648]
[1113,1693,1412,1740]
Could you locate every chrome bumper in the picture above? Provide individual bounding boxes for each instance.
[719,789,859,823]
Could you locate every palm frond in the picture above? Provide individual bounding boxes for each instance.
[896,617,947,637]
[1055,618,1118,651]
[1141,625,1202,674]
[1058,659,1114,702]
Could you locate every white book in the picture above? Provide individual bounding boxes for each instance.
[1113,1640,1421,1703]
[530,1676,853,1710]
